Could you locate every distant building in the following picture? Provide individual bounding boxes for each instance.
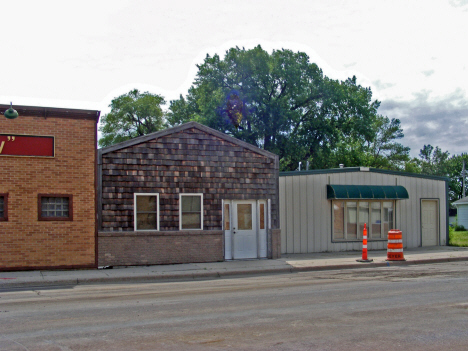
[452,197,468,228]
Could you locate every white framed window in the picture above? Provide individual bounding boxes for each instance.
[332,200,394,241]
[179,193,203,230]
[134,193,159,231]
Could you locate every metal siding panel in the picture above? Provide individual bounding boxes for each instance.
[412,177,420,248]
[439,181,447,245]
[307,175,315,252]
[312,174,322,251]
[285,176,295,253]
[299,176,308,253]
[321,174,331,252]
[396,176,406,246]
[293,176,302,253]
[279,177,287,254]
[458,205,468,228]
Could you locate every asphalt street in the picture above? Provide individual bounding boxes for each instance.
[1,262,468,350]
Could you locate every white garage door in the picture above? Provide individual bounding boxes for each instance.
[421,200,438,246]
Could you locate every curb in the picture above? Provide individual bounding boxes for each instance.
[1,256,468,290]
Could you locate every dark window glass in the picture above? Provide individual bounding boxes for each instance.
[0,196,4,219]
[41,197,69,218]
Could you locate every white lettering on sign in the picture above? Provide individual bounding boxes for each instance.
[0,136,16,154]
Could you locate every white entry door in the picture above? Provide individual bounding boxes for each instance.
[232,200,257,259]
[421,200,438,246]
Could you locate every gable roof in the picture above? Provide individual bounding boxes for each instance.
[453,196,468,206]
[99,121,277,160]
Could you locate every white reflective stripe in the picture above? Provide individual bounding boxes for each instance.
[388,239,402,243]
[363,236,367,239]
[363,245,367,249]
[387,249,403,252]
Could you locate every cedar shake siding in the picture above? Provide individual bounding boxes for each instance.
[98,122,280,266]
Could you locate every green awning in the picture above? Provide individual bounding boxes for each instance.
[327,185,409,200]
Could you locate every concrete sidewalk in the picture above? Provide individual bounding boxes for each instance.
[1,246,468,289]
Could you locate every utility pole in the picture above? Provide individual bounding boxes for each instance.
[463,159,466,198]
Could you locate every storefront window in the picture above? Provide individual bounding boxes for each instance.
[346,202,358,240]
[383,201,394,234]
[332,200,394,241]
[333,201,344,239]
[359,202,369,234]
[371,202,382,238]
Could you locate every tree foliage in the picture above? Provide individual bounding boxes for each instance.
[167,45,409,171]
[99,89,165,148]
[408,145,468,204]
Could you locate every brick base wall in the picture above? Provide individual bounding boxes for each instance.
[98,230,224,266]
[271,229,281,259]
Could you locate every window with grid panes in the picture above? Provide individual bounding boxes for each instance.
[332,200,394,241]
[38,195,72,220]
[180,194,203,230]
[0,194,7,221]
[134,193,159,231]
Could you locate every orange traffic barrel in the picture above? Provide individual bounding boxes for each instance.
[387,230,405,261]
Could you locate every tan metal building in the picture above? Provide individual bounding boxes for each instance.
[279,167,448,254]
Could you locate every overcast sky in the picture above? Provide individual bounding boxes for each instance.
[2,0,468,157]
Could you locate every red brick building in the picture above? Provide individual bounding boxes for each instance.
[0,104,100,270]
[98,122,281,266]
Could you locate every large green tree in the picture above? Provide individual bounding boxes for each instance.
[99,89,165,148]
[407,145,468,204]
[167,45,408,170]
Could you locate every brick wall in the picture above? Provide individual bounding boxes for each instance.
[98,230,223,266]
[0,114,97,270]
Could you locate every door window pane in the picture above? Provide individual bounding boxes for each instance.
[260,203,265,230]
[371,202,382,239]
[333,201,344,239]
[237,204,252,230]
[359,202,369,237]
[346,202,357,239]
[224,204,230,230]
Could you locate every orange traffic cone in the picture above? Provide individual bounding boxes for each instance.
[357,223,373,263]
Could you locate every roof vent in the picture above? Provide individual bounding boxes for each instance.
[339,164,344,169]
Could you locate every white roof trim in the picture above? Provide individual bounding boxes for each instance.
[453,196,468,205]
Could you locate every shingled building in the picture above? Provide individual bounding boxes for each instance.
[98,122,280,266]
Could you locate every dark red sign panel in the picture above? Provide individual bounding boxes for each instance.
[0,134,54,157]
